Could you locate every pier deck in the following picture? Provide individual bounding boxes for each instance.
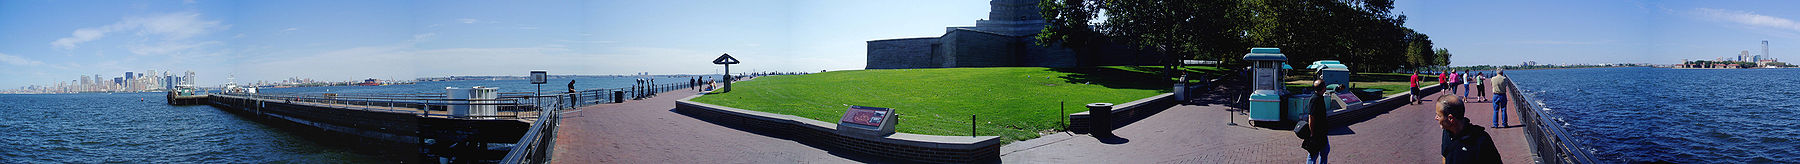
[998,89,1531,163]
[211,94,541,121]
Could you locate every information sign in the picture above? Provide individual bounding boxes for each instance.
[839,106,891,130]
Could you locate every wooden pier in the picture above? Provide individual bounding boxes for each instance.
[203,92,534,162]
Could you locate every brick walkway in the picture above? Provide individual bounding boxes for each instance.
[549,84,1531,163]
[999,90,1533,163]
[550,89,870,163]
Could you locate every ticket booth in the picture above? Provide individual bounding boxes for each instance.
[1243,48,1289,124]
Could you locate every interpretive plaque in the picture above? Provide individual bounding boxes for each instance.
[837,105,898,136]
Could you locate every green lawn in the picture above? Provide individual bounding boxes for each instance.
[690,67,1197,143]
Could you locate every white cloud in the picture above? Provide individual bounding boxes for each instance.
[458,18,479,24]
[281,27,299,32]
[411,33,437,42]
[0,53,46,66]
[50,11,227,55]
[1692,8,1800,31]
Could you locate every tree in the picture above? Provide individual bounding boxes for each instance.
[1038,0,1437,73]
[1433,48,1452,66]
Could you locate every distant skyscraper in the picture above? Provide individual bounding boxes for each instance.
[1764,40,1771,61]
[1740,50,1750,62]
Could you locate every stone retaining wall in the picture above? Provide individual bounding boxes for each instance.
[1324,84,1442,127]
[675,96,1002,163]
[1067,93,1176,134]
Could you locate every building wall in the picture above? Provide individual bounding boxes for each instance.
[865,38,940,69]
[943,29,1020,67]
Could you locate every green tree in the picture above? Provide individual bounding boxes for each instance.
[1433,48,1452,66]
[1038,0,1435,73]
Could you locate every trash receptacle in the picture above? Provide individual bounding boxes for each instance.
[1087,103,1115,136]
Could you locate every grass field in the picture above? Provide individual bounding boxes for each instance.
[689,67,1207,143]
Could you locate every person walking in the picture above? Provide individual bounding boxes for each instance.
[1473,72,1486,102]
[1298,79,1332,164]
[1488,70,1513,127]
[1434,95,1503,163]
[1437,71,1446,92]
[1447,71,1459,95]
[1460,70,1471,99]
[1410,71,1422,105]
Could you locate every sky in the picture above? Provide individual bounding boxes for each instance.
[2,0,1798,89]
[1395,0,1800,66]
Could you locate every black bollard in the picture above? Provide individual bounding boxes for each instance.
[1087,103,1115,137]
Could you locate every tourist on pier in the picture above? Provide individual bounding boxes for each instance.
[1435,95,1502,163]
[1460,71,1470,98]
[1473,72,1486,102]
[1410,71,1421,105]
[1488,70,1513,127]
[1447,71,1459,95]
[1437,71,1446,92]
[1298,79,1332,164]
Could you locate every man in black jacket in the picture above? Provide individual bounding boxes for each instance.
[1299,80,1331,164]
[1435,95,1502,163]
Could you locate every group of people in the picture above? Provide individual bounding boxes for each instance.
[1307,68,1514,163]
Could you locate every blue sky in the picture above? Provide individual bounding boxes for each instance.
[2,0,1797,88]
[1396,0,1800,66]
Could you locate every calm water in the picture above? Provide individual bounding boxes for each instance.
[1508,67,1800,163]
[0,76,703,163]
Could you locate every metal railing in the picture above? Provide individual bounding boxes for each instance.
[501,96,560,164]
[1505,81,1598,164]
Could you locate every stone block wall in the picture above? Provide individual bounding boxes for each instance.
[942,29,1020,67]
[866,38,940,69]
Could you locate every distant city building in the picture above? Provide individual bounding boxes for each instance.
[1740,50,1751,62]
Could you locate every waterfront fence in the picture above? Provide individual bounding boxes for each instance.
[1505,81,1599,163]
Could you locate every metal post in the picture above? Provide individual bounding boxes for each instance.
[970,115,977,137]
[535,84,542,110]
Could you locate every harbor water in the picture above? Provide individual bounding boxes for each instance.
[0,76,703,163]
[1508,67,1799,163]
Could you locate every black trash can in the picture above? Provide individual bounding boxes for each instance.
[1087,103,1115,136]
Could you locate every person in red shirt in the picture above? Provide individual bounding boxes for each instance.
[1410,71,1421,105]
[1437,72,1446,92]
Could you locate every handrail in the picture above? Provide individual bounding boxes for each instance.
[1505,79,1598,163]
[219,81,704,163]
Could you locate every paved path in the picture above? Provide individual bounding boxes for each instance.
[550,89,866,163]
[999,89,1533,163]
[548,84,1531,163]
